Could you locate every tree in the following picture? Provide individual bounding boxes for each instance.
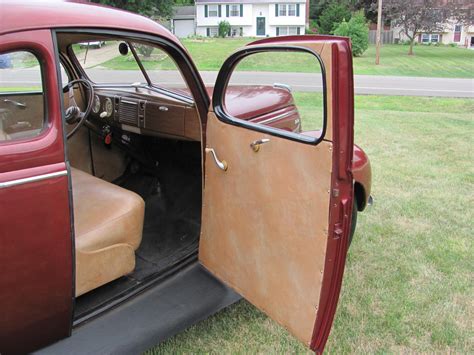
[383,0,454,55]
[318,1,352,34]
[218,21,231,38]
[91,0,174,19]
[334,11,369,56]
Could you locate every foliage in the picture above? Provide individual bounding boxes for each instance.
[383,0,454,55]
[135,44,154,57]
[91,0,174,19]
[218,21,231,38]
[334,11,369,56]
[318,1,352,34]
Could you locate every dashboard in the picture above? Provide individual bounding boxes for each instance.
[89,86,201,141]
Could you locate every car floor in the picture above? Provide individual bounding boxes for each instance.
[74,140,202,320]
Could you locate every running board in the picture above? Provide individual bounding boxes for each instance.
[37,262,240,354]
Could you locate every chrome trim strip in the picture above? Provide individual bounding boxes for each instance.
[0,170,68,189]
[258,110,298,125]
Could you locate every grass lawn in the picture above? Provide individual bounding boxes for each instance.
[148,95,474,353]
[100,38,474,78]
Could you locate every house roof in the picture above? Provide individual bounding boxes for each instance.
[195,0,305,3]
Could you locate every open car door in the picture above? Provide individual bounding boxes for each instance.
[199,36,354,353]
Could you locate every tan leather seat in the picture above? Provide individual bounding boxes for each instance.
[71,168,145,297]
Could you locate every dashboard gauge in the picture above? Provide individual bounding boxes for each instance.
[92,95,101,114]
[105,98,113,117]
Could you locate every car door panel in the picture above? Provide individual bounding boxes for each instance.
[0,30,73,353]
[200,36,354,352]
[200,112,333,344]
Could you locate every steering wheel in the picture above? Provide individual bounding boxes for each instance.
[65,78,94,139]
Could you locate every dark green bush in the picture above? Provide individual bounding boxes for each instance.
[333,11,369,57]
[218,21,231,38]
[318,1,351,34]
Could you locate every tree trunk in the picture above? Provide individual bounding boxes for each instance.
[408,39,415,55]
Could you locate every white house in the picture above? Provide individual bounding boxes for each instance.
[195,0,308,37]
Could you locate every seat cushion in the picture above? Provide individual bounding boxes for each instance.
[71,168,145,296]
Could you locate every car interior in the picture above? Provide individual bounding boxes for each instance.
[55,33,205,320]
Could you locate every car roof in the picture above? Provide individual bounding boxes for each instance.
[0,0,180,46]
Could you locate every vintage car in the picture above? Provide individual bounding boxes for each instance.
[0,1,371,353]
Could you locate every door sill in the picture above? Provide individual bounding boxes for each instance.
[38,262,241,354]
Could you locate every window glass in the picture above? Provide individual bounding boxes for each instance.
[209,27,219,37]
[288,4,296,16]
[289,26,298,35]
[0,51,45,142]
[279,4,287,16]
[431,34,439,43]
[230,4,240,16]
[208,4,218,17]
[279,27,288,36]
[224,50,325,141]
[422,34,430,43]
[71,40,189,94]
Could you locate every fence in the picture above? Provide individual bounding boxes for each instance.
[369,30,394,44]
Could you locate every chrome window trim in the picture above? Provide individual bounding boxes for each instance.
[0,170,68,189]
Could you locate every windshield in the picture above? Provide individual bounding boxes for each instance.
[71,40,189,96]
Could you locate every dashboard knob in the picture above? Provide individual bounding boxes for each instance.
[99,111,108,118]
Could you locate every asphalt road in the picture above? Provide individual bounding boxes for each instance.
[1,68,473,98]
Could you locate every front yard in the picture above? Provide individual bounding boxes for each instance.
[100,39,474,78]
[149,95,474,353]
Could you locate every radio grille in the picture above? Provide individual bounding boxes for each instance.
[119,100,138,125]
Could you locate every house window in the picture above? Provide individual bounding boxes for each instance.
[421,33,439,44]
[208,4,218,17]
[230,4,240,16]
[454,24,462,32]
[277,4,298,17]
[288,4,296,16]
[277,26,300,36]
[231,27,243,37]
[207,27,218,37]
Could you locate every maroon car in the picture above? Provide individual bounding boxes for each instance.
[0,1,371,353]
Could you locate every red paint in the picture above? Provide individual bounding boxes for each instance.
[310,39,355,354]
[225,85,294,120]
[0,30,73,353]
[0,0,181,48]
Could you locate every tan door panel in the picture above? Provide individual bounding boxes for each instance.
[200,113,332,345]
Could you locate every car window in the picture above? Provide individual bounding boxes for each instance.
[0,50,45,142]
[71,40,189,95]
[224,50,325,141]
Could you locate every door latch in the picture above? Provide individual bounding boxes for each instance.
[250,138,270,152]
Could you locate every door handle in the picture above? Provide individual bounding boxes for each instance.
[205,148,228,171]
[250,138,270,152]
[3,99,26,109]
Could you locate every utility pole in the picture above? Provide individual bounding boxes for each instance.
[375,0,383,65]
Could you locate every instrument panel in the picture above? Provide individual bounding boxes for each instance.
[89,87,201,141]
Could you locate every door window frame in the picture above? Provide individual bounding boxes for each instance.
[212,45,327,145]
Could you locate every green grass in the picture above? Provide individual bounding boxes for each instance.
[100,39,474,78]
[148,95,474,353]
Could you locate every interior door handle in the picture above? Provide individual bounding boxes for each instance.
[3,99,26,109]
[205,148,228,171]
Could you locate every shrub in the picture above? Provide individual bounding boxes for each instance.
[318,1,351,34]
[218,21,231,38]
[333,11,369,57]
